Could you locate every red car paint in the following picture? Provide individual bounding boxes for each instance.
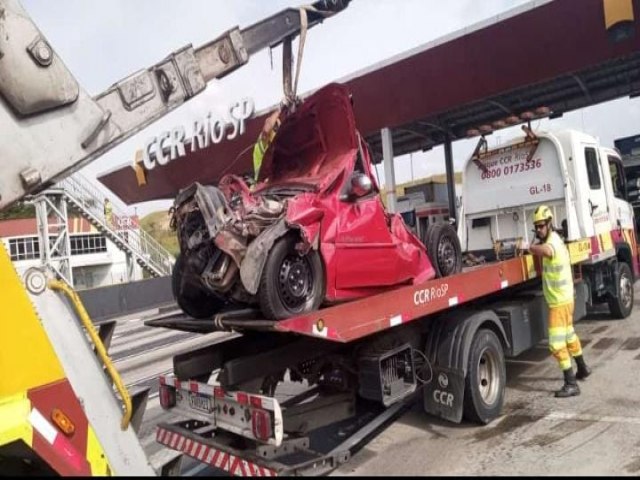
[249,83,435,302]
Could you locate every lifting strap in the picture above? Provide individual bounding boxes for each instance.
[282,7,310,110]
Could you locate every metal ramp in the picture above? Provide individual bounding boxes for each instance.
[34,173,174,284]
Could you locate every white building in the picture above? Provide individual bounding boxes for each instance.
[0,216,143,290]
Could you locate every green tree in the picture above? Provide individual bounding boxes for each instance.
[0,202,35,220]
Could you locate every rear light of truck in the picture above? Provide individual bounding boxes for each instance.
[159,385,176,409]
[251,409,272,442]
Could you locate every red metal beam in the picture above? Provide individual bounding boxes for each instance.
[99,0,640,204]
[274,256,540,343]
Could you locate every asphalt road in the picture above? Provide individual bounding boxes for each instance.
[118,286,640,476]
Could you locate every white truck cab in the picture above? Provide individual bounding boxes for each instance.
[459,128,638,318]
[459,129,634,259]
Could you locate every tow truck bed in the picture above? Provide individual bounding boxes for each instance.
[146,256,540,341]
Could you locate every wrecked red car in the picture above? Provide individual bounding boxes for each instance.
[171,83,462,320]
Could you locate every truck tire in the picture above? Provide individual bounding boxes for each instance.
[426,223,463,278]
[463,329,506,424]
[258,234,325,320]
[172,254,225,319]
[608,261,634,319]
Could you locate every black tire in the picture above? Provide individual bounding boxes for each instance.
[421,223,437,253]
[463,329,506,424]
[172,253,225,319]
[608,261,634,319]
[426,223,463,278]
[258,234,325,320]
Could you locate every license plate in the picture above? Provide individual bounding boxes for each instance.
[188,393,213,413]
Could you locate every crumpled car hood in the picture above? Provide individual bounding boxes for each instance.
[255,83,358,194]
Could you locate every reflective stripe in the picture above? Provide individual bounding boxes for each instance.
[543,264,564,273]
[549,334,568,345]
[547,279,569,288]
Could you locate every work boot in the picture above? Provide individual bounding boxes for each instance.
[574,355,592,380]
[555,368,580,398]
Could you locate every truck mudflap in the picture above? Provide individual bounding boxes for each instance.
[422,365,465,423]
[159,375,284,446]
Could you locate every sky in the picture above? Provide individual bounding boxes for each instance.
[19,0,640,217]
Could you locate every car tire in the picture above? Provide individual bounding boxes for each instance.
[172,253,225,319]
[608,261,634,319]
[426,223,463,278]
[258,234,325,320]
[421,223,437,253]
[463,329,506,425]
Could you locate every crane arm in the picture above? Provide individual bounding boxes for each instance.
[0,0,350,210]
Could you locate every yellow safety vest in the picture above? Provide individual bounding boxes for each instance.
[252,121,280,182]
[542,231,574,307]
[252,137,269,182]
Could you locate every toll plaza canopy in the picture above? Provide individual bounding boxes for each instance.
[98,0,640,205]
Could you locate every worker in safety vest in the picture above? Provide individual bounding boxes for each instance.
[103,198,113,228]
[252,108,281,182]
[528,205,591,397]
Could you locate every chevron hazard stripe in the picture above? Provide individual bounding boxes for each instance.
[156,427,277,476]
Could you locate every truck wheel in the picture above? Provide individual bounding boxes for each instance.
[608,262,634,319]
[172,254,225,319]
[258,234,325,320]
[426,223,463,278]
[463,329,506,424]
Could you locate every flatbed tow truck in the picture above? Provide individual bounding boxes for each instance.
[1,0,637,477]
[145,126,640,476]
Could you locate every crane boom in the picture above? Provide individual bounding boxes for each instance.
[0,0,350,211]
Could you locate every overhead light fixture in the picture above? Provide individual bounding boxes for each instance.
[466,128,481,138]
[492,120,507,129]
[504,115,520,125]
[549,111,564,120]
[520,111,535,120]
[478,125,493,134]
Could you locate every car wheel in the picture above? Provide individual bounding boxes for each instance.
[426,223,463,278]
[172,253,225,319]
[258,234,325,320]
[608,261,634,319]
[421,223,437,252]
[463,329,506,424]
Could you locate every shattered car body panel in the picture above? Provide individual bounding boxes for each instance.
[172,83,435,316]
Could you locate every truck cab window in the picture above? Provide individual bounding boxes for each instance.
[585,147,602,190]
[608,156,625,199]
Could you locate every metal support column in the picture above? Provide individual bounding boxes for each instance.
[381,128,397,213]
[444,134,457,227]
[35,192,74,286]
[126,254,136,282]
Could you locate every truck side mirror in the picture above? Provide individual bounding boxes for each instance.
[350,173,373,198]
